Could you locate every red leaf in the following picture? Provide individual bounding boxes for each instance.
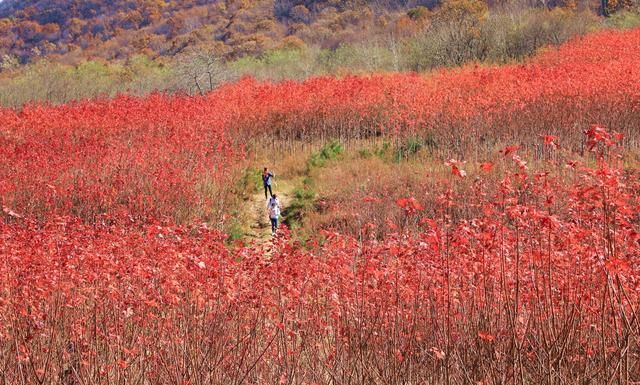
[542,135,558,145]
[478,331,496,342]
[500,145,520,156]
[479,162,494,172]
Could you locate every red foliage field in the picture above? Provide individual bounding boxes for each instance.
[3,28,640,222]
[1,136,639,384]
[228,27,640,153]
[1,28,640,384]
[0,94,244,223]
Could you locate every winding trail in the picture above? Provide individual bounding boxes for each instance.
[240,178,297,244]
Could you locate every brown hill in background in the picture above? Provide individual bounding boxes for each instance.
[0,0,637,107]
[0,0,441,63]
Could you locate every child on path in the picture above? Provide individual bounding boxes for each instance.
[268,197,281,235]
[267,193,280,209]
[262,168,274,200]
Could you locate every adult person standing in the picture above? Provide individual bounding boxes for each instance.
[262,167,274,200]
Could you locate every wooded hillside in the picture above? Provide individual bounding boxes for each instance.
[0,0,424,63]
[0,0,627,65]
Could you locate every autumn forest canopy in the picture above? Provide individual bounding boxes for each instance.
[0,0,599,61]
[0,0,637,62]
[0,0,499,62]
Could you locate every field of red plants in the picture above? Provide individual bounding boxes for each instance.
[1,28,639,384]
[3,28,640,222]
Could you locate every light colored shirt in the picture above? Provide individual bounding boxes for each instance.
[269,203,280,219]
[267,197,280,208]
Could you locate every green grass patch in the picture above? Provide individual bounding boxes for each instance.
[286,142,345,243]
[393,135,437,162]
[306,140,344,170]
[225,210,245,242]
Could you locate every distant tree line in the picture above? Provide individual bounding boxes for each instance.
[0,0,638,65]
[0,0,639,106]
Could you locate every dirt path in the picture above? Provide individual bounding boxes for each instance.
[241,178,297,244]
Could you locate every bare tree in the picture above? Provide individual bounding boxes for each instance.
[386,32,401,72]
[0,54,19,72]
[175,47,230,95]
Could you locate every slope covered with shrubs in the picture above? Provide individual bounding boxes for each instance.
[1,26,639,385]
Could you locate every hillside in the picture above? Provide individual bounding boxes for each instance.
[1,27,639,384]
[0,0,433,64]
[1,0,630,66]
